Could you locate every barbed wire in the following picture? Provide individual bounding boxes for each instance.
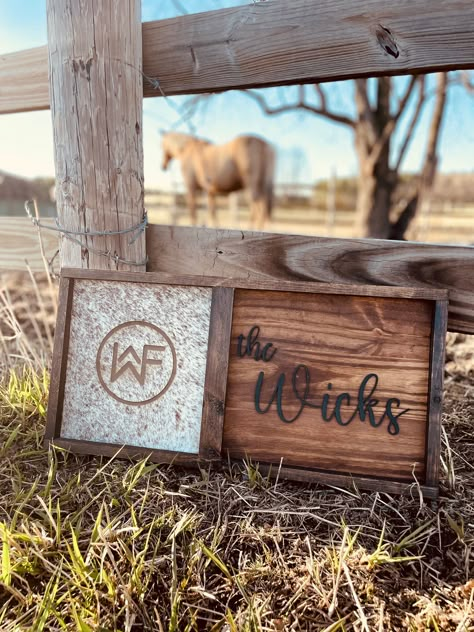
[24,200,148,267]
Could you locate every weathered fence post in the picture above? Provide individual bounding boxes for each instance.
[46,0,145,271]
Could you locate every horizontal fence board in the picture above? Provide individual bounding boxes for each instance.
[142,0,474,96]
[2,0,474,114]
[146,224,474,335]
[0,217,58,271]
[2,218,474,333]
[0,47,49,114]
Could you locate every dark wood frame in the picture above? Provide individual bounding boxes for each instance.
[46,268,447,498]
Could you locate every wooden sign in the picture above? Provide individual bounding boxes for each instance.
[45,271,232,464]
[46,269,447,498]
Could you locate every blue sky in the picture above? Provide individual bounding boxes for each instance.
[0,0,473,189]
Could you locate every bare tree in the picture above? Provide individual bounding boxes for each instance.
[244,75,449,239]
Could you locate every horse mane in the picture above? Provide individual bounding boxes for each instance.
[163,131,213,152]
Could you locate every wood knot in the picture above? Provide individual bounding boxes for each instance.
[375,25,399,59]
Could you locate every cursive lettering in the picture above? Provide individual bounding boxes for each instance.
[254,364,408,435]
[237,325,277,362]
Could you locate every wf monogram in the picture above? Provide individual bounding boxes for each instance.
[96,321,177,406]
[110,344,166,386]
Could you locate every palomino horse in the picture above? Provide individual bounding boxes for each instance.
[161,132,275,229]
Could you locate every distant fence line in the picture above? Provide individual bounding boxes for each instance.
[0,186,472,273]
[142,189,473,244]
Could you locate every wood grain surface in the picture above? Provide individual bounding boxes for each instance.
[256,464,439,499]
[44,277,74,441]
[200,287,234,459]
[61,267,447,301]
[3,0,474,114]
[425,300,448,488]
[146,225,474,334]
[52,438,210,467]
[0,218,58,272]
[0,46,49,115]
[46,0,146,270]
[141,0,474,96]
[223,289,435,482]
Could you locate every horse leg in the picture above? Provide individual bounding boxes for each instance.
[254,198,267,231]
[207,192,217,227]
[246,187,265,231]
[263,185,273,229]
[187,190,197,225]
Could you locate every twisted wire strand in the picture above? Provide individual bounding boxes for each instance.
[24,200,148,267]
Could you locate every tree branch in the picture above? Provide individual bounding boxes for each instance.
[390,73,448,239]
[368,75,421,168]
[354,79,374,121]
[243,89,356,127]
[421,73,448,189]
[171,0,188,14]
[394,76,426,171]
[393,75,418,121]
[461,70,474,94]
[353,79,377,151]
[313,84,327,110]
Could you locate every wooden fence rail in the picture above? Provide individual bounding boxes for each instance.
[0,217,57,272]
[1,217,473,334]
[146,225,474,335]
[1,0,474,114]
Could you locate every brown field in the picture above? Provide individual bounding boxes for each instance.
[145,192,474,245]
[0,269,472,630]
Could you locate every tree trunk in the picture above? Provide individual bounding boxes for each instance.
[355,164,396,239]
[353,78,397,239]
[46,0,145,270]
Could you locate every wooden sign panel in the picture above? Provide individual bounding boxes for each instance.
[45,272,232,464]
[46,269,447,498]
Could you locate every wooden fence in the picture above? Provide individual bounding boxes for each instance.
[0,0,473,334]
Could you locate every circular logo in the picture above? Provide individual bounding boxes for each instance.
[96,321,177,406]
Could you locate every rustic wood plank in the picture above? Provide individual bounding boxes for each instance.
[425,300,448,487]
[0,218,58,272]
[0,46,49,115]
[142,0,474,96]
[3,0,474,114]
[146,225,474,334]
[199,287,234,459]
[256,464,439,499]
[223,288,435,483]
[46,0,146,270]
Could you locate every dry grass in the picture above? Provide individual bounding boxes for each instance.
[0,272,472,631]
